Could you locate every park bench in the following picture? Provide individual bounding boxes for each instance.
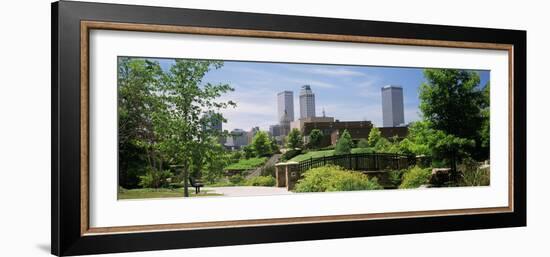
[189,177,204,194]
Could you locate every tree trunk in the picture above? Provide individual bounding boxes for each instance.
[183,168,189,197]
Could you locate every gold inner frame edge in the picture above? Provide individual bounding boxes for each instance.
[80,20,515,236]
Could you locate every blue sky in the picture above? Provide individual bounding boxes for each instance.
[155,58,489,132]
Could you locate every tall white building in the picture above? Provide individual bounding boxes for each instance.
[299,85,316,119]
[277,91,294,135]
[381,85,405,127]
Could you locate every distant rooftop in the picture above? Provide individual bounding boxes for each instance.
[382,85,403,90]
[300,85,314,95]
[277,91,293,95]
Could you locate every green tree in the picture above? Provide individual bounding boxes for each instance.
[200,140,230,183]
[334,130,353,155]
[148,59,235,196]
[429,130,475,167]
[419,69,488,160]
[400,121,474,174]
[384,136,402,153]
[367,127,382,147]
[270,137,280,154]
[118,58,165,188]
[117,58,237,193]
[480,82,490,148]
[397,122,433,156]
[251,131,273,157]
[366,127,391,152]
[286,128,303,149]
[307,129,324,149]
[242,145,255,159]
[419,69,485,137]
[411,121,474,158]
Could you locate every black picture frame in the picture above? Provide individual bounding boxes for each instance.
[51,1,526,256]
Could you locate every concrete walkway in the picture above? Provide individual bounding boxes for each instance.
[204,186,293,197]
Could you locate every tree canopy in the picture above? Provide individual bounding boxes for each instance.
[307,129,324,149]
[117,57,235,194]
[334,130,353,155]
[251,131,273,157]
[286,128,304,149]
[419,69,489,160]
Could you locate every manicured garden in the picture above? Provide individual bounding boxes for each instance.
[289,147,374,162]
[224,157,268,171]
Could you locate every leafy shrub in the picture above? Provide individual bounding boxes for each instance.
[459,158,490,186]
[231,151,243,161]
[399,166,432,189]
[242,145,255,159]
[281,149,302,161]
[357,138,370,148]
[388,169,406,188]
[334,130,353,155]
[294,165,382,192]
[138,170,172,188]
[228,174,245,185]
[245,176,276,186]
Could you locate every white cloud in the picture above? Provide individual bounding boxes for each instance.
[286,78,335,89]
[217,86,279,131]
[355,77,383,99]
[205,62,420,131]
[286,66,366,77]
[222,65,336,89]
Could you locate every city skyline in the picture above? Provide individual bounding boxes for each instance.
[155,58,490,132]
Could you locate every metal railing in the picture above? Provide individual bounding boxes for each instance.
[297,152,417,173]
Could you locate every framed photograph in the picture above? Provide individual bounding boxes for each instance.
[52,1,526,255]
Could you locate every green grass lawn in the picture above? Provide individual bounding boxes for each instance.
[289,148,374,162]
[225,157,268,170]
[118,188,222,200]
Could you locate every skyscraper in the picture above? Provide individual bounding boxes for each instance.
[269,124,281,138]
[381,85,405,127]
[277,91,294,135]
[299,85,316,119]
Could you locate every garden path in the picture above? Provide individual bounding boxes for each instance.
[204,186,292,197]
[246,154,281,178]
